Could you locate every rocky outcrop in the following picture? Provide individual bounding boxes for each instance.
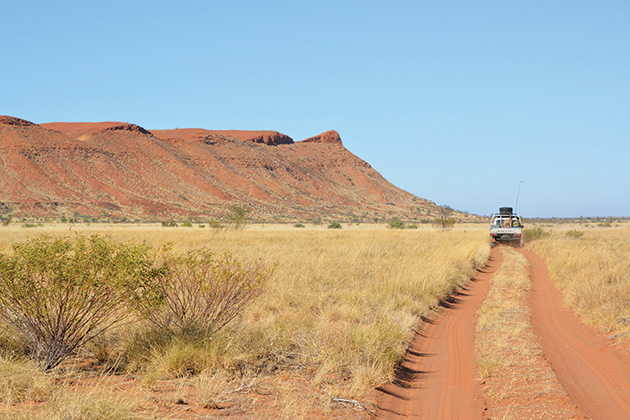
[101,123,152,136]
[152,129,293,146]
[41,122,152,139]
[300,130,342,145]
[0,116,36,126]
[244,131,293,145]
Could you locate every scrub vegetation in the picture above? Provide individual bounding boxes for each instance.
[0,224,489,418]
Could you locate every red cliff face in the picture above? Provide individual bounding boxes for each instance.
[0,116,458,222]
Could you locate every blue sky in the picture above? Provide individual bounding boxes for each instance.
[2,1,629,217]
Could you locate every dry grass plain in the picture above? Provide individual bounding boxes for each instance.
[528,223,630,341]
[0,223,489,419]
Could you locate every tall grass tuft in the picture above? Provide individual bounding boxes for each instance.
[0,355,52,404]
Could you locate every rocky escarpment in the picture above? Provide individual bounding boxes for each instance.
[1,116,475,223]
[151,129,293,146]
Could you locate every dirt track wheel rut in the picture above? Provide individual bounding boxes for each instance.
[374,248,502,419]
[522,248,630,420]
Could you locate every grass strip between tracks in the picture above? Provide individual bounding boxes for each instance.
[475,247,584,420]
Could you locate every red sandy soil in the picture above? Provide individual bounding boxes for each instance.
[522,249,630,420]
[2,367,375,419]
[374,248,502,419]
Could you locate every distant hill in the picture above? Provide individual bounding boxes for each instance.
[0,115,475,223]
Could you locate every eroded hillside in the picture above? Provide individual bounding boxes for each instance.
[1,116,471,222]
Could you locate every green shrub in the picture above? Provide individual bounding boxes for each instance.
[407,224,418,229]
[327,222,342,229]
[566,229,585,239]
[22,223,42,228]
[294,223,305,228]
[181,221,193,228]
[208,220,224,232]
[523,226,551,242]
[388,218,405,229]
[433,218,456,229]
[0,235,162,370]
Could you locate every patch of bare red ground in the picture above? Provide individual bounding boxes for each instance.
[522,248,630,420]
[374,247,501,419]
[1,359,375,419]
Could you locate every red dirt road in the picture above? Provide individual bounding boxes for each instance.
[522,249,630,420]
[375,248,502,419]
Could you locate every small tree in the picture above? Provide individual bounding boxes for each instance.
[140,250,270,338]
[434,205,456,229]
[226,205,249,230]
[0,235,162,370]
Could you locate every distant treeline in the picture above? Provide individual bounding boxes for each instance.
[522,216,630,224]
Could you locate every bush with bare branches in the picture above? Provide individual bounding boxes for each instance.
[141,250,270,338]
[434,205,456,229]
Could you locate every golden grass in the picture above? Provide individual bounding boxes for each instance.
[0,359,145,420]
[0,224,489,408]
[528,226,630,337]
[476,247,531,387]
[0,355,52,405]
[32,391,143,420]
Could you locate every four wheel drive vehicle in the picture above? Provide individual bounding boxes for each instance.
[489,207,524,247]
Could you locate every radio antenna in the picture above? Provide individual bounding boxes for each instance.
[515,181,523,213]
